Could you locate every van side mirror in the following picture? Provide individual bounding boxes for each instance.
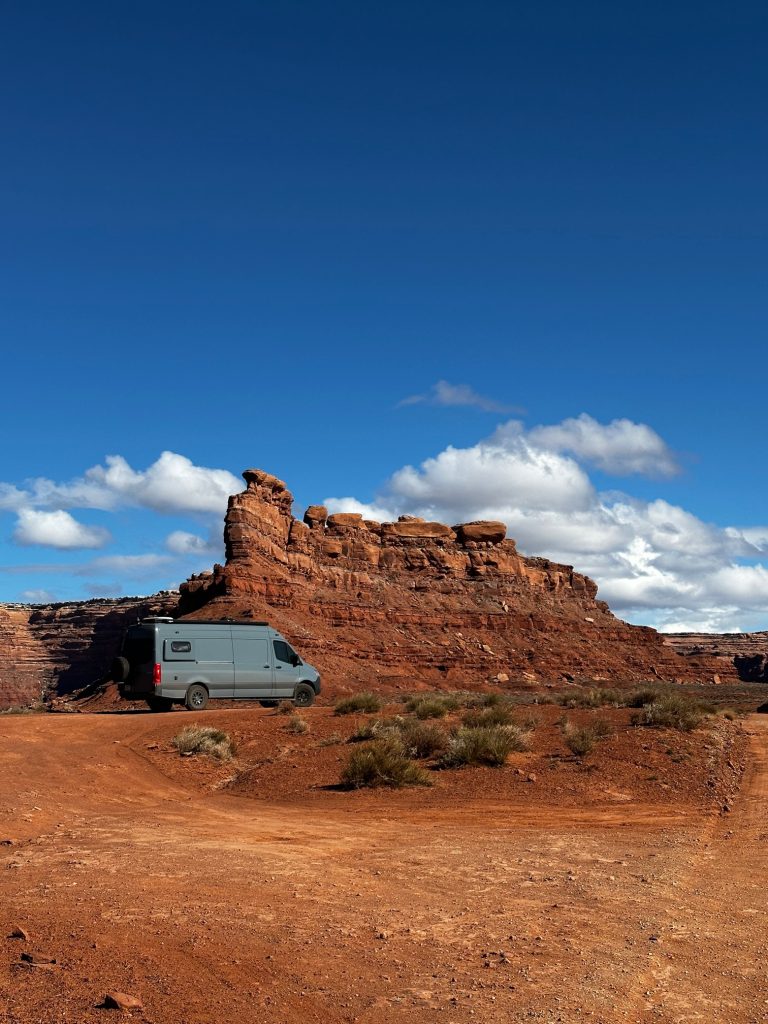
[291,654,301,666]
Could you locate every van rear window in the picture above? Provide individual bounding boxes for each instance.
[171,641,191,653]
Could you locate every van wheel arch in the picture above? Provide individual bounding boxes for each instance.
[185,683,209,711]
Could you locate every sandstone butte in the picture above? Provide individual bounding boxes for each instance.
[0,467,760,710]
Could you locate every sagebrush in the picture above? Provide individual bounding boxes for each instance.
[172,725,236,760]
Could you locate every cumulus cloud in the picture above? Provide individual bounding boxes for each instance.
[524,413,680,478]
[4,452,241,516]
[165,530,220,556]
[325,414,768,633]
[13,509,111,550]
[20,588,57,603]
[399,380,522,414]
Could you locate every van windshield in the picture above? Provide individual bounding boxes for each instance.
[123,628,154,666]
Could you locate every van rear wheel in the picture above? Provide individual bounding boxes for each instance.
[185,684,209,711]
[293,684,315,708]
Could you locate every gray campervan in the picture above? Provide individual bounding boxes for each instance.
[113,618,321,711]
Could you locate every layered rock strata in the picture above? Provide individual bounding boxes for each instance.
[0,595,177,708]
[664,632,768,682]
[178,468,731,690]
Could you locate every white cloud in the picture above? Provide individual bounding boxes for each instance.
[165,530,220,555]
[399,380,521,414]
[81,554,174,577]
[13,509,111,550]
[20,588,57,603]
[525,413,680,477]
[4,452,241,516]
[325,413,768,633]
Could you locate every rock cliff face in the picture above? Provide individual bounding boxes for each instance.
[0,595,177,709]
[178,468,730,690]
[664,632,768,682]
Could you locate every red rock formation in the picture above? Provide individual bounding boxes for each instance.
[178,468,733,691]
[0,595,177,708]
[664,632,768,682]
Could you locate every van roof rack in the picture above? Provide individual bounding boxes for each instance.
[141,616,175,623]
[175,618,270,626]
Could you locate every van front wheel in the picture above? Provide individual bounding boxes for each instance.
[293,684,315,708]
[185,684,209,711]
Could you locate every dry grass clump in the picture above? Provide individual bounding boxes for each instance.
[397,719,450,759]
[0,701,47,715]
[276,701,296,715]
[462,704,514,728]
[404,694,461,718]
[341,737,432,789]
[316,731,344,747]
[623,686,666,708]
[631,693,706,732]
[285,714,309,734]
[556,687,621,709]
[440,724,530,768]
[172,725,236,760]
[334,692,382,715]
[559,715,614,757]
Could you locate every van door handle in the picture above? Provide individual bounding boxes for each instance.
[264,664,270,668]
[275,665,281,670]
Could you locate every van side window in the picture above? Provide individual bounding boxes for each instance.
[273,640,295,665]
[171,641,191,653]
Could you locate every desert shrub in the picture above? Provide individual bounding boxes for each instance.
[631,694,706,732]
[592,717,614,738]
[285,714,309,734]
[317,732,344,747]
[557,688,620,709]
[404,694,460,716]
[517,712,541,731]
[172,725,236,760]
[0,702,47,715]
[341,738,432,788]
[349,718,386,742]
[397,719,450,759]
[334,692,382,715]
[563,725,597,757]
[623,687,666,708]
[481,692,505,707]
[719,707,738,721]
[276,701,295,715]
[463,704,514,728]
[440,724,529,768]
[412,698,451,719]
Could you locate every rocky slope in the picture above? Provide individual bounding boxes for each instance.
[176,468,732,691]
[664,632,768,681]
[0,595,177,709]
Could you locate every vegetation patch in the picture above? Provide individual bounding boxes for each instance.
[462,704,514,728]
[404,695,461,717]
[334,692,382,715]
[440,724,530,768]
[341,738,432,788]
[285,714,309,735]
[631,694,707,732]
[172,725,236,760]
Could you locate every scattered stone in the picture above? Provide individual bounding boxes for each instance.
[492,672,509,684]
[9,926,29,940]
[20,951,57,965]
[103,992,144,1011]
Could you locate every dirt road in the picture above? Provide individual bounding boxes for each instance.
[0,711,765,1023]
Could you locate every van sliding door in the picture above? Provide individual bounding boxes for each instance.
[233,636,274,699]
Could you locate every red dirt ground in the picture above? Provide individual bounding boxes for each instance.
[0,703,764,1023]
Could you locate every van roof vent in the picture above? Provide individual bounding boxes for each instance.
[141,616,175,624]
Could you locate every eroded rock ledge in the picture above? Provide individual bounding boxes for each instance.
[177,468,733,690]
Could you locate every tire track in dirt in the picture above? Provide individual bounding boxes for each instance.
[617,714,768,1023]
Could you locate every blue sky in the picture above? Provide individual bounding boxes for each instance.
[1,2,767,631]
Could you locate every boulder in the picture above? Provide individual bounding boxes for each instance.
[455,521,507,544]
[103,992,144,1011]
[303,504,328,529]
[327,513,365,530]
